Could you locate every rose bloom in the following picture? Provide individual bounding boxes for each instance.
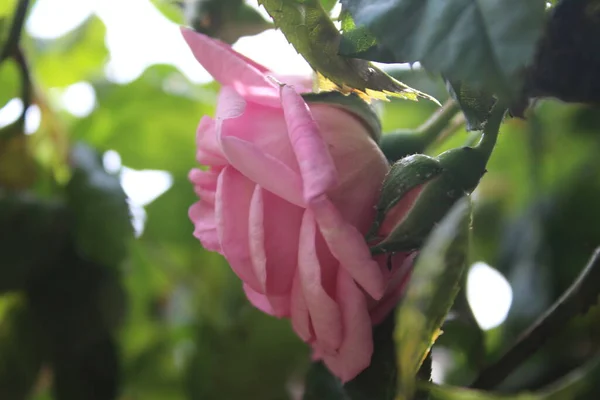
[183,28,414,382]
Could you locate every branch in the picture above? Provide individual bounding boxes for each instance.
[13,47,31,129]
[471,247,600,390]
[0,0,30,62]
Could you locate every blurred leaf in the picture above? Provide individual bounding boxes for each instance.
[151,0,184,24]
[0,193,68,292]
[186,305,308,400]
[425,384,537,400]
[74,66,213,174]
[395,198,472,399]
[0,129,37,189]
[322,0,338,12]
[446,81,496,132]
[0,58,19,107]
[523,0,600,105]
[340,0,545,99]
[0,300,43,400]
[28,16,107,87]
[66,142,132,268]
[185,0,272,44]
[258,0,436,103]
[0,0,17,17]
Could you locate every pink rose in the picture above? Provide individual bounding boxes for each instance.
[183,28,414,382]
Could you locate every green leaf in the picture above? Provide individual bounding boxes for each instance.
[446,81,496,132]
[66,142,132,268]
[340,0,546,99]
[0,0,16,17]
[0,299,43,400]
[425,384,537,400]
[28,15,108,87]
[74,66,213,174]
[151,0,184,24]
[339,10,396,63]
[258,0,437,103]
[302,91,382,141]
[0,58,19,108]
[394,197,472,399]
[0,193,69,292]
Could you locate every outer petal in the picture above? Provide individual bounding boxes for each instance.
[180,27,281,107]
[321,269,373,383]
[215,167,262,292]
[196,116,226,166]
[298,210,342,354]
[280,85,338,203]
[291,269,313,342]
[248,186,303,295]
[310,196,386,300]
[243,284,290,318]
[189,200,220,253]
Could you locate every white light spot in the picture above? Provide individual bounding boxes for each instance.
[431,347,453,384]
[0,98,23,129]
[128,200,147,238]
[234,29,312,77]
[60,81,96,117]
[24,104,41,135]
[26,0,93,39]
[120,167,173,207]
[467,262,513,331]
[102,150,122,174]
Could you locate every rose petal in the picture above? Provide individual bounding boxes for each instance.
[370,252,415,325]
[322,269,373,383]
[215,167,262,291]
[298,210,342,354]
[249,186,303,295]
[189,200,220,253]
[180,27,281,107]
[291,269,314,342]
[220,136,304,207]
[243,283,290,318]
[196,117,226,166]
[310,196,386,300]
[280,85,338,203]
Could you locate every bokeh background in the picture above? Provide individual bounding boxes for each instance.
[0,0,599,399]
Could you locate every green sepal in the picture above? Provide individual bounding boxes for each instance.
[367,154,444,242]
[302,91,382,141]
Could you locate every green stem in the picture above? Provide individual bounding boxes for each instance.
[471,247,600,390]
[416,99,461,142]
[473,100,508,163]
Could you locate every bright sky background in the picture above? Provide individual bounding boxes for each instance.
[3,0,514,367]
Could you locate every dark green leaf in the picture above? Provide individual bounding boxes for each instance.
[66,142,132,268]
[0,299,43,400]
[395,197,472,399]
[0,193,68,292]
[339,10,396,63]
[446,81,496,131]
[340,0,546,99]
[185,0,272,44]
[425,384,537,400]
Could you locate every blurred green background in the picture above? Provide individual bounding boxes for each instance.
[0,0,599,399]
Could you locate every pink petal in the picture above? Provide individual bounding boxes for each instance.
[180,27,280,107]
[243,284,290,318]
[310,196,386,300]
[220,136,304,206]
[215,167,262,291]
[189,200,220,253]
[280,85,338,203]
[378,184,424,238]
[189,168,219,191]
[196,116,227,166]
[291,269,313,342]
[298,210,343,354]
[322,269,373,383]
[248,186,303,295]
